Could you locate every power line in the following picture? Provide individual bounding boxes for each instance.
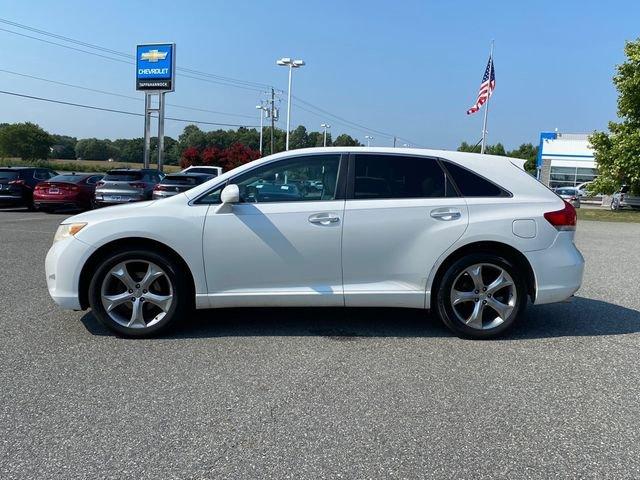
[0,68,256,119]
[0,90,259,127]
[0,17,421,145]
[0,18,275,91]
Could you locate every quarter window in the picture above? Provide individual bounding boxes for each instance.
[443,161,508,197]
[353,154,454,199]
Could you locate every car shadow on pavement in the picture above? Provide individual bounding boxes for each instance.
[79,296,640,340]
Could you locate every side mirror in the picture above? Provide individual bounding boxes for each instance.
[221,184,240,204]
[215,184,240,213]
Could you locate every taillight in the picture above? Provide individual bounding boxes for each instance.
[129,182,146,189]
[96,181,105,187]
[544,201,577,231]
[34,183,47,190]
[68,185,79,191]
[154,184,167,191]
[9,179,25,186]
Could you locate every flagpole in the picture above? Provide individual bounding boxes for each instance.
[480,40,494,154]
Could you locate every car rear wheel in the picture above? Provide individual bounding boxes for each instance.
[89,249,190,337]
[435,253,526,339]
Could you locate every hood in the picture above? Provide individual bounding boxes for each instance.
[61,200,157,224]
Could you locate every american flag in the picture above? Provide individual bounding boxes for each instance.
[466,55,495,115]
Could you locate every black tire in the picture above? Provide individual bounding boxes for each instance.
[435,253,527,339]
[88,249,191,337]
[610,199,619,211]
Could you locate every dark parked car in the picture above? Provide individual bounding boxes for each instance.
[94,169,164,207]
[0,167,59,210]
[33,173,104,212]
[152,173,215,199]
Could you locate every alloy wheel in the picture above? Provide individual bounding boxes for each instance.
[449,263,517,330]
[100,260,173,329]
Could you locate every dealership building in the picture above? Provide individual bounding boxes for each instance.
[536,132,597,188]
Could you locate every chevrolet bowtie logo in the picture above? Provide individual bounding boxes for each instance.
[141,49,168,62]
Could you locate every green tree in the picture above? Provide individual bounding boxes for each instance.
[75,138,119,160]
[507,143,538,173]
[49,134,77,159]
[333,133,362,146]
[0,122,53,160]
[289,125,311,149]
[590,38,640,195]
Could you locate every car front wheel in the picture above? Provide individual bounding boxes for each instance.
[89,249,190,337]
[435,253,526,339]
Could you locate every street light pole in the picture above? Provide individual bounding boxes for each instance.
[365,135,374,147]
[277,57,305,151]
[321,123,331,147]
[256,104,267,155]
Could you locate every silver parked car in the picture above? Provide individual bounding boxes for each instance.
[554,187,581,208]
[94,169,164,207]
[611,185,640,210]
[152,173,215,199]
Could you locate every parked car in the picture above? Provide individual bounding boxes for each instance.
[181,165,222,177]
[553,187,581,208]
[611,184,640,210]
[34,173,104,212]
[94,169,163,207]
[46,148,584,339]
[0,167,59,210]
[152,173,215,199]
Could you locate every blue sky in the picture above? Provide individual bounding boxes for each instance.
[0,0,637,149]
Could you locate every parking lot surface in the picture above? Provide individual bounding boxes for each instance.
[1,209,639,479]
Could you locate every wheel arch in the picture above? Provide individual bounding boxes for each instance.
[78,237,196,310]
[429,240,536,309]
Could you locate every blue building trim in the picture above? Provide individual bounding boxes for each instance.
[540,153,594,159]
[537,131,557,169]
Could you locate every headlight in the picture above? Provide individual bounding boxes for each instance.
[53,223,87,243]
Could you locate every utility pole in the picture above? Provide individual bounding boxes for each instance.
[256,104,267,155]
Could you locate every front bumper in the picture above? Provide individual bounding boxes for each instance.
[45,236,96,310]
[525,232,585,305]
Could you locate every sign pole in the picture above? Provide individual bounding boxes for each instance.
[143,92,152,168]
[157,92,166,171]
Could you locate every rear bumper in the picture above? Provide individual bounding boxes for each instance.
[525,232,585,305]
[0,194,26,205]
[34,200,86,209]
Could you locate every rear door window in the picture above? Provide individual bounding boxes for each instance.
[353,154,455,199]
[443,161,509,197]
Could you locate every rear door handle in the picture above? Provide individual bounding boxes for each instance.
[430,208,462,221]
[308,213,340,225]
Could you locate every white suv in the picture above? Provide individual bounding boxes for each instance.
[46,148,584,339]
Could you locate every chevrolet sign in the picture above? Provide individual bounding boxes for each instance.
[136,43,175,91]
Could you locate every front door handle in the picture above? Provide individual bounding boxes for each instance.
[308,213,340,225]
[430,208,462,221]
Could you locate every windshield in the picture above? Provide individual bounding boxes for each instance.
[556,188,577,195]
[104,171,143,181]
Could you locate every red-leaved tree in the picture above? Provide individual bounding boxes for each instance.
[218,142,260,171]
[201,146,222,166]
[179,147,200,169]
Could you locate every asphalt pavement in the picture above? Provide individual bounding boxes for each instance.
[1,208,639,479]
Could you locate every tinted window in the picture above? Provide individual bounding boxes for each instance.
[33,170,50,180]
[163,175,201,186]
[0,170,18,181]
[104,171,143,181]
[188,167,218,176]
[86,175,103,185]
[353,154,452,199]
[444,161,507,197]
[49,175,85,183]
[198,155,340,204]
